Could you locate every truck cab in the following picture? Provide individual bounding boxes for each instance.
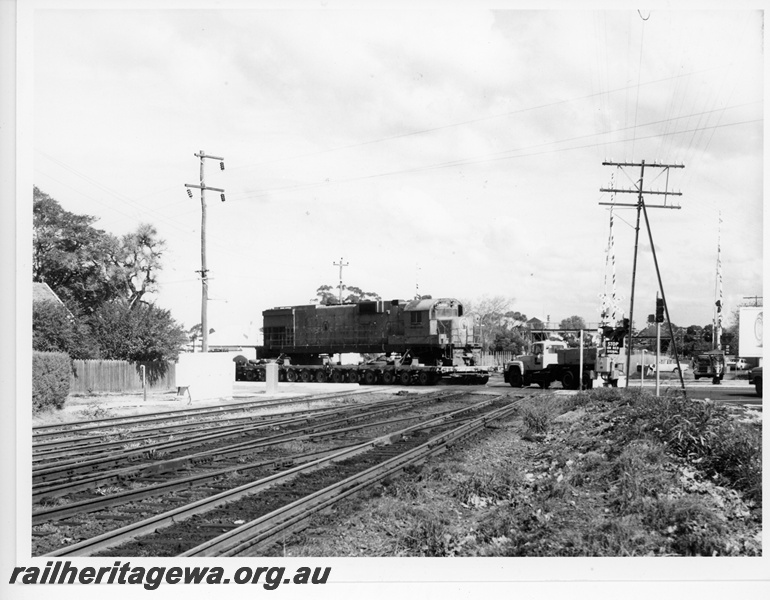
[503,340,567,388]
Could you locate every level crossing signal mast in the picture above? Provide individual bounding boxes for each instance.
[599,160,686,391]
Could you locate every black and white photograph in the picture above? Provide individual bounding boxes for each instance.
[2,1,767,598]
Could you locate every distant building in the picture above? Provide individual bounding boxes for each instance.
[526,317,545,330]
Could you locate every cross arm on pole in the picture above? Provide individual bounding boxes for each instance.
[600,188,682,196]
[185,183,225,193]
[194,152,225,161]
[602,161,684,169]
[598,202,681,209]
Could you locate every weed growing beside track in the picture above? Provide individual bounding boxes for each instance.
[267,388,761,557]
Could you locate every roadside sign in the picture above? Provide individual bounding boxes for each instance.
[605,340,620,355]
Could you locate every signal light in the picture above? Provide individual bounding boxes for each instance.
[622,318,630,330]
[219,161,225,171]
[187,189,193,198]
[220,193,225,202]
[655,298,665,323]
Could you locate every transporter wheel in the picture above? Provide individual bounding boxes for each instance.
[331,370,344,383]
[286,369,298,382]
[381,370,395,385]
[417,371,430,386]
[508,369,523,388]
[256,370,265,382]
[348,371,359,384]
[300,369,313,383]
[278,370,287,382]
[398,371,412,385]
[315,370,327,383]
[363,370,378,385]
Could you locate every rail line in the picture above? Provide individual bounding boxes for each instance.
[32,390,458,488]
[33,388,381,440]
[41,392,519,557]
[33,398,472,522]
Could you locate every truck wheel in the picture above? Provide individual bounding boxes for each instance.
[382,370,395,384]
[561,370,579,390]
[508,370,523,388]
[331,370,344,383]
[479,376,489,385]
[417,371,430,386]
[315,370,327,383]
[300,369,313,382]
[286,369,298,382]
[398,371,412,385]
[363,370,378,385]
[348,371,359,384]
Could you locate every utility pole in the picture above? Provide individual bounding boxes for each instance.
[334,257,349,304]
[600,160,684,390]
[185,150,225,353]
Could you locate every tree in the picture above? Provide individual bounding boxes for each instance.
[33,187,117,314]
[312,284,381,305]
[465,296,522,352]
[107,223,166,309]
[559,315,587,330]
[88,301,186,361]
[34,187,167,313]
[33,301,97,359]
[490,329,527,354]
[558,315,588,347]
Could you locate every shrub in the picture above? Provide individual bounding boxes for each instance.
[519,396,569,435]
[613,391,762,502]
[32,351,71,413]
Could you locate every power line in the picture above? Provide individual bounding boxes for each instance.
[226,116,760,204]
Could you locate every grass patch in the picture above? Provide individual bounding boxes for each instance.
[267,387,761,557]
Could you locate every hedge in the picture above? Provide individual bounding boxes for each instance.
[33,351,71,413]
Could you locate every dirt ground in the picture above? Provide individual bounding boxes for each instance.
[32,381,372,426]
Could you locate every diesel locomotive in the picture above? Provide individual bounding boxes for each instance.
[237,297,489,385]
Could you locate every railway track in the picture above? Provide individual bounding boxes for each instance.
[35,390,521,557]
[32,390,458,492]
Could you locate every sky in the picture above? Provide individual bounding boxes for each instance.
[22,1,765,344]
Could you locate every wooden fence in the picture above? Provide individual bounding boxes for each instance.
[70,360,176,394]
[479,351,516,368]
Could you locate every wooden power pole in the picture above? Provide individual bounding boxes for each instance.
[185,150,225,353]
[334,257,349,304]
[600,160,684,390]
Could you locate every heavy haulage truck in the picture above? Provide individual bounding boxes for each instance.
[503,339,626,390]
[236,297,490,386]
